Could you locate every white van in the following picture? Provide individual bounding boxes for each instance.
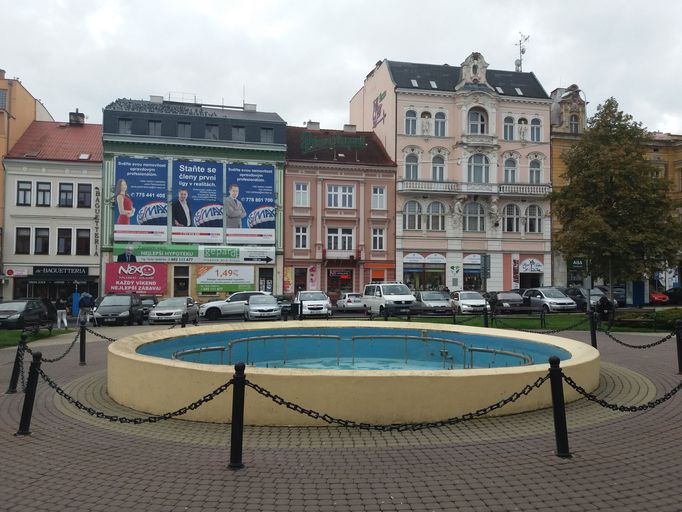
[362,282,416,316]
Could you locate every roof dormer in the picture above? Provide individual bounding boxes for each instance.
[455,52,493,92]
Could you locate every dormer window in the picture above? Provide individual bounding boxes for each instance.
[569,115,579,134]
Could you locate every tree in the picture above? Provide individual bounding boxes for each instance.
[550,97,682,283]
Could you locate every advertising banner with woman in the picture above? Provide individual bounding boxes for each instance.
[225,163,275,245]
[171,160,224,243]
[114,157,168,241]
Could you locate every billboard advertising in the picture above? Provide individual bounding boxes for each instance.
[114,157,168,242]
[196,265,255,292]
[112,243,274,264]
[171,160,224,243]
[226,163,275,245]
[104,263,168,295]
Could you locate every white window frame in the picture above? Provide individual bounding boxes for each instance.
[468,154,489,183]
[529,160,542,184]
[426,202,445,231]
[434,112,446,137]
[503,204,521,232]
[294,225,308,249]
[403,201,422,230]
[327,227,354,250]
[463,203,485,232]
[432,155,445,182]
[504,158,517,184]
[372,228,385,251]
[405,154,419,180]
[468,109,487,134]
[503,117,514,141]
[530,119,541,142]
[36,182,51,207]
[327,184,354,209]
[371,186,386,209]
[17,181,32,206]
[294,182,309,207]
[526,205,543,233]
[405,110,417,135]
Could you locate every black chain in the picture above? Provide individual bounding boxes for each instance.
[244,374,549,431]
[454,314,481,325]
[493,315,588,335]
[600,329,676,349]
[26,331,81,363]
[84,327,117,343]
[37,367,233,423]
[168,323,177,329]
[18,344,27,392]
[563,374,682,412]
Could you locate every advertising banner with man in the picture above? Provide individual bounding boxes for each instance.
[104,262,168,295]
[171,160,224,243]
[114,157,168,242]
[225,163,275,245]
[196,265,255,293]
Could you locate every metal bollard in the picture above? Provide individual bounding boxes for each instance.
[483,308,489,328]
[79,318,87,366]
[16,352,43,436]
[7,334,29,394]
[676,320,682,375]
[452,309,457,325]
[588,312,598,349]
[548,356,571,458]
[181,312,188,328]
[383,306,389,321]
[229,362,246,470]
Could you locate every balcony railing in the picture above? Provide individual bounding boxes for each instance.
[498,183,552,195]
[397,180,459,193]
[397,180,552,196]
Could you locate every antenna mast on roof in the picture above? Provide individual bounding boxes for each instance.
[515,33,530,72]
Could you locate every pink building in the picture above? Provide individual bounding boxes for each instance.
[350,53,553,291]
[283,124,396,301]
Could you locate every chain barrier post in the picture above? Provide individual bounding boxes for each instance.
[383,306,389,321]
[15,352,43,436]
[79,318,87,366]
[229,362,246,470]
[676,320,682,375]
[540,311,546,329]
[483,308,489,328]
[6,333,28,394]
[589,312,598,349]
[452,309,457,325]
[548,356,571,458]
[181,312,187,328]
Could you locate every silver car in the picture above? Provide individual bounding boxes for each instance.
[244,295,282,321]
[522,288,577,313]
[148,297,199,325]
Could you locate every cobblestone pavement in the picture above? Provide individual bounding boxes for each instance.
[1,324,681,511]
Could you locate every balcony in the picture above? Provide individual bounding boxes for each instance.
[397,180,551,197]
[459,134,499,148]
[498,183,552,196]
[397,180,459,193]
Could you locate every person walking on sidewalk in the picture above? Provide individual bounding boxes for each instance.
[55,295,68,329]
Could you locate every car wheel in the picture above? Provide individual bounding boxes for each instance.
[206,308,220,321]
[543,304,550,313]
[193,315,199,325]
[137,314,144,325]
[127,314,134,326]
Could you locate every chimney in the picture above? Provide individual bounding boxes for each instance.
[150,95,163,103]
[306,121,320,130]
[343,124,356,133]
[0,69,5,80]
[69,108,85,126]
[243,103,257,112]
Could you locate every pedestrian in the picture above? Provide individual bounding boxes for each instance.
[79,292,95,325]
[55,295,68,329]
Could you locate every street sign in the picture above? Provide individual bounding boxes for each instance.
[568,257,588,271]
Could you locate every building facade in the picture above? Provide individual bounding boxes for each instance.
[350,53,553,291]
[2,113,102,300]
[101,97,286,300]
[283,124,396,301]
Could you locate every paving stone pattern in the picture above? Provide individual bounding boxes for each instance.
[1,325,681,511]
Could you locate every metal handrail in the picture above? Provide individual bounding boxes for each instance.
[468,347,533,368]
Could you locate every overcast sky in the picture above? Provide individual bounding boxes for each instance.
[4,0,682,134]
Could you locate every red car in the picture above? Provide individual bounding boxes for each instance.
[649,291,669,305]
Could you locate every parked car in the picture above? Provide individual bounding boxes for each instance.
[92,293,144,325]
[522,288,577,313]
[487,291,525,314]
[244,295,282,321]
[561,287,617,312]
[649,290,669,305]
[413,291,453,315]
[362,282,416,316]
[148,297,199,325]
[140,296,158,320]
[336,292,366,312]
[596,285,627,307]
[0,299,53,331]
[199,291,269,321]
[451,291,490,315]
[293,290,332,319]
[274,295,293,315]
[664,287,682,305]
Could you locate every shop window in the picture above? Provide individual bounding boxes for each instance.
[294,267,307,292]
[173,266,190,296]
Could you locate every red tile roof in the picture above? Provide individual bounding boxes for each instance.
[7,121,102,163]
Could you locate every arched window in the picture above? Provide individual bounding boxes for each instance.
[504,158,517,183]
[503,116,514,141]
[463,202,485,232]
[569,115,579,134]
[432,155,445,182]
[468,108,487,134]
[518,118,528,140]
[426,202,445,231]
[434,112,446,137]
[467,154,489,183]
[530,119,541,142]
[526,205,543,233]
[529,159,542,184]
[405,110,417,135]
[405,154,419,180]
[504,204,521,232]
[403,201,422,230]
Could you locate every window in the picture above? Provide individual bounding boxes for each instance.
[504,158,517,183]
[35,228,49,255]
[77,184,92,208]
[518,118,528,140]
[432,155,445,182]
[464,203,485,232]
[468,108,487,134]
[426,202,445,231]
[467,154,489,183]
[294,182,309,207]
[0,89,7,110]
[529,160,542,184]
[434,112,446,137]
[569,115,579,134]
[118,119,132,134]
[59,183,73,207]
[57,228,72,255]
[405,154,418,180]
[327,185,354,208]
[15,228,30,254]
[37,182,51,206]
[504,117,514,140]
[294,226,308,249]
[504,204,521,232]
[371,186,386,209]
[260,127,274,143]
[17,181,32,206]
[420,112,432,135]
[232,126,245,141]
[372,228,385,250]
[405,110,417,135]
[205,124,219,140]
[327,228,353,250]
[148,121,162,136]
[526,205,543,233]
[530,119,541,142]
[403,201,421,230]
[177,122,191,138]
[76,229,90,255]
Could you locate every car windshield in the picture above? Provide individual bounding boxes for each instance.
[584,288,605,297]
[0,301,28,311]
[542,289,567,299]
[100,296,131,306]
[142,299,156,305]
[300,292,327,301]
[250,296,276,305]
[345,293,362,299]
[460,292,483,300]
[383,284,411,296]
[157,298,186,308]
[498,293,521,300]
[421,292,447,301]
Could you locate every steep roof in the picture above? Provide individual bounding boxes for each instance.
[7,121,103,162]
[385,60,550,99]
